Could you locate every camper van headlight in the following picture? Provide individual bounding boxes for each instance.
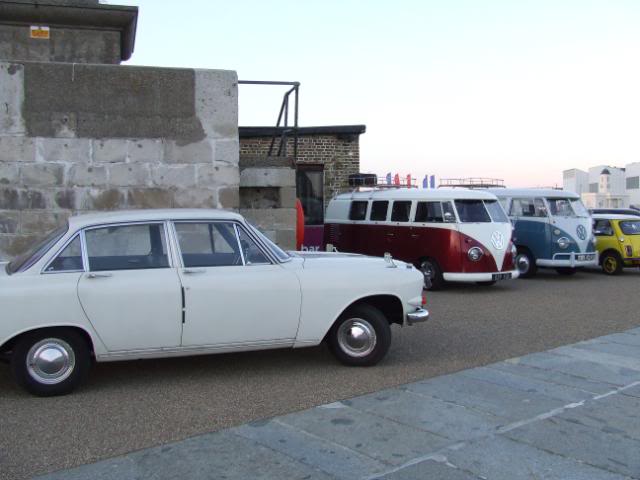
[468,247,483,262]
[557,237,570,249]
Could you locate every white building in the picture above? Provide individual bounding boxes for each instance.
[563,163,640,209]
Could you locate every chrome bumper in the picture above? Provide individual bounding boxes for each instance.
[407,307,430,325]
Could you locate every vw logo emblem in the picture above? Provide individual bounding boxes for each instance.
[491,231,505,250]
[576,225,587,240]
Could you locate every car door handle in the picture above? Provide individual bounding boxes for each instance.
[86,272,112,279]
[183,268,205,274]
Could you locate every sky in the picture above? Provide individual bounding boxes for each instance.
[111,0,640,187]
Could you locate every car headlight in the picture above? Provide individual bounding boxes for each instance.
[557,237,570,249]
[468,247,483,262]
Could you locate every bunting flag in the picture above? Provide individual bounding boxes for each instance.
[423,175,429,189]
[406,174,412,187]
[393,173,400,185]
[385,172,392,185]
[430,175,436,189]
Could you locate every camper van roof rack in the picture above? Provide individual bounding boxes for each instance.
[347,173,418,191]
[439,178,505,189]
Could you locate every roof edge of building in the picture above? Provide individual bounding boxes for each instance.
[239,125,366,138]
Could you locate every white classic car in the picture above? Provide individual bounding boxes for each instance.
[0,209,428,396]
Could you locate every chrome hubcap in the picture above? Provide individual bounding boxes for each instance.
[516,254,530,274]
[604,257,617,273]
[420,261,435,279]
[337,318,377,358]
[26,339,75,385]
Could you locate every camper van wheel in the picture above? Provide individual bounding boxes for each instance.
[555,268,577,276]
[515,248,537,278]
[419,259,443,290]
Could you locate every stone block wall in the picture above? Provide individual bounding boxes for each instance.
[239,156,296,249]
[0,61,239,260]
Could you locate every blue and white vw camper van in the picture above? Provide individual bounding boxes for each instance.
[489,189,598,277]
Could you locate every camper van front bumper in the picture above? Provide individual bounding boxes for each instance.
[537,252,598,268]
[443,270,520,282]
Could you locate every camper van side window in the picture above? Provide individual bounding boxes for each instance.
[415,202,443,223]
[349,201,368,221]
[510,198,547,218]
[442,202,457,222]
[370,201,389,221]
[391,201,412,222]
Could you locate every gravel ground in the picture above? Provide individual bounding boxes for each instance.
[1,268,639,479]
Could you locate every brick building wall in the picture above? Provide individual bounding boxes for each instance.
[239,126,365,214]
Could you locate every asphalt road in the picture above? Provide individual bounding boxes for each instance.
[1,268,639,479]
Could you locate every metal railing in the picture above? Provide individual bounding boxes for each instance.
[238,80,300,160]
[439,177,505,189]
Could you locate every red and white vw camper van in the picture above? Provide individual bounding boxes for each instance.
[324,188,519,289]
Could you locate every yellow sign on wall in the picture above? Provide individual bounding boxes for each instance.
[30,26,50,39]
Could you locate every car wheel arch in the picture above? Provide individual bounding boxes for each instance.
[322,294,404,342]
[0,325,96,358]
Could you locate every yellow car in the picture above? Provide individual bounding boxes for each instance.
[592,214,640,274]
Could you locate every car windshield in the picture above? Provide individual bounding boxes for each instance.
[484,200,509,223]
[620,220,640,235]
[248,223,291,262]
[6,226,67,274]
[547,198,578,217]
[454,199,491,223]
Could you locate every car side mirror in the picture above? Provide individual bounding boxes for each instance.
[443,212,455,223]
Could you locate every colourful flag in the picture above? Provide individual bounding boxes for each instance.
[393,173,400,185]
[423,175,428,188]
[385,172,392,185]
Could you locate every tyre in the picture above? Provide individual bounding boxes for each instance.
[418,258,444,290]
[515,248,537,278]
[601,251,623,275]
[327,304,391,367]
[556,267,577,276]
[476,281,496,286]
[11,329,91,396]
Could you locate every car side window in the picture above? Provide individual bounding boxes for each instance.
[391,201,412,222]
[349,201,368,221]
[237,227,271,265]
[370,201,389,221]
[85,223,169,272]
[44,235,84,272]
[415,202,443,222]
[175,222,242,267]
[593,219,614,236]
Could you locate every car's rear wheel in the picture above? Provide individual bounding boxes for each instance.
[11,329,91,396]
[601,252,623,275]
[327,304,391,366]
[419,258,444,290]
[515,248,537,278]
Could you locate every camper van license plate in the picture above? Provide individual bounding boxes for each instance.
[492,273,512,281]
[576,254,595,261]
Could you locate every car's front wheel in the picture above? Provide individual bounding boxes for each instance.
[601,252,623,275]
[11,329,91,396]
[327,304,391,367]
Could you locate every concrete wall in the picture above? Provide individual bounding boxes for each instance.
[0,61,239,260]
[0,24,121,64]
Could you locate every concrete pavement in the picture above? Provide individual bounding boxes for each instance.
[38,326,640,480]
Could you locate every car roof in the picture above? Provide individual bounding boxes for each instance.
[487,188,580,199]
[67,209,244,230]
[592,213,640,221]
[332,188,498,201]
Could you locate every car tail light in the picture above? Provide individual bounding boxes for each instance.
[625,245,633,257]
[422,293,427,306]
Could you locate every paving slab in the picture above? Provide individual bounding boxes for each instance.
[275,402,451,466]
[504,416,640,478]
[404,371,566,421]
[444,435,629,480]
[341,387,505,441]
[459,365,595,402]
[36,326,640,480]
